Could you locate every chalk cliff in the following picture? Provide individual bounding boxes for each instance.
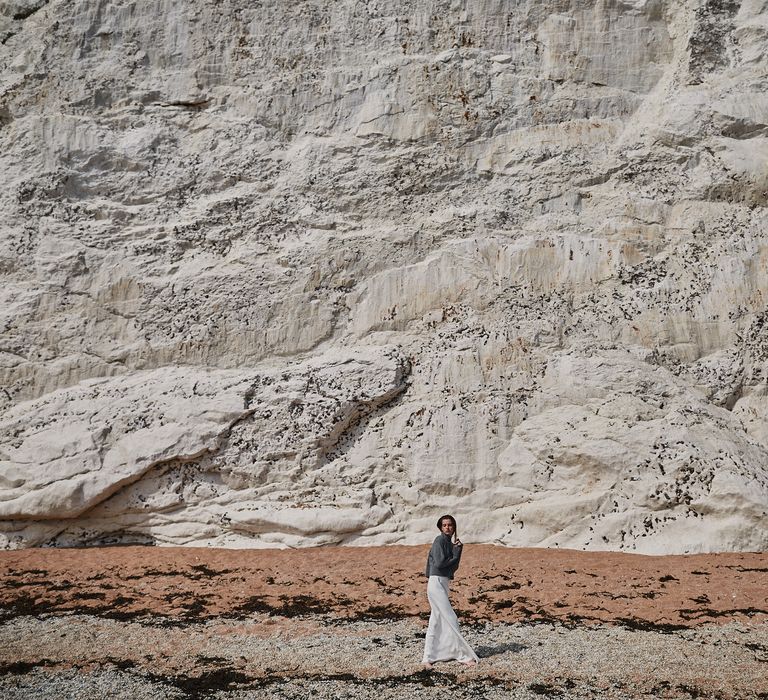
[1,0,767,551]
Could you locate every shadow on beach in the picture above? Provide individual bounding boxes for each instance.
[475,642,527,658]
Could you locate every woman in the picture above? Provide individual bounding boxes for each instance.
[422,514,479,667]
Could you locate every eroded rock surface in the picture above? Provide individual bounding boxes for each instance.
[1,0,767,550]
[0,347,408,547]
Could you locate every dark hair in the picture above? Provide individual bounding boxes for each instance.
[437,514,457,530]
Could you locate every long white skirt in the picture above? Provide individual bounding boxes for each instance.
[422,575,479,664]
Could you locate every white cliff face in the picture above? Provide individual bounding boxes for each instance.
[0,0,767,551]
[0,346,409,547]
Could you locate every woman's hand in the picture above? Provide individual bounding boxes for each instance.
[454,538,463,547]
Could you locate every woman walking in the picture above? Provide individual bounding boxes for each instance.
[423,514,479,667]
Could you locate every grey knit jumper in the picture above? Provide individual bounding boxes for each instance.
[424,533,463,579]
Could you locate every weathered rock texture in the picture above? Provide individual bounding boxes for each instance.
[1,0,767,551]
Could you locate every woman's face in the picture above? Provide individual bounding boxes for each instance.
[440,518,455,536]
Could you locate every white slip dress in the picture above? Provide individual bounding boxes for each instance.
[422,575,479,664]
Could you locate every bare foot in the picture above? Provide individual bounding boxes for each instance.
[422,662,433,669]
[459,659,478,666]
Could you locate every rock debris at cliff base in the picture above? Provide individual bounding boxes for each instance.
[2,0,768,551]
[0,546,766,700]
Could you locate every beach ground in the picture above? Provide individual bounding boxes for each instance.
[1,546,766,699]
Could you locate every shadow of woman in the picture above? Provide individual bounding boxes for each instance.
[475,642,527,658]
